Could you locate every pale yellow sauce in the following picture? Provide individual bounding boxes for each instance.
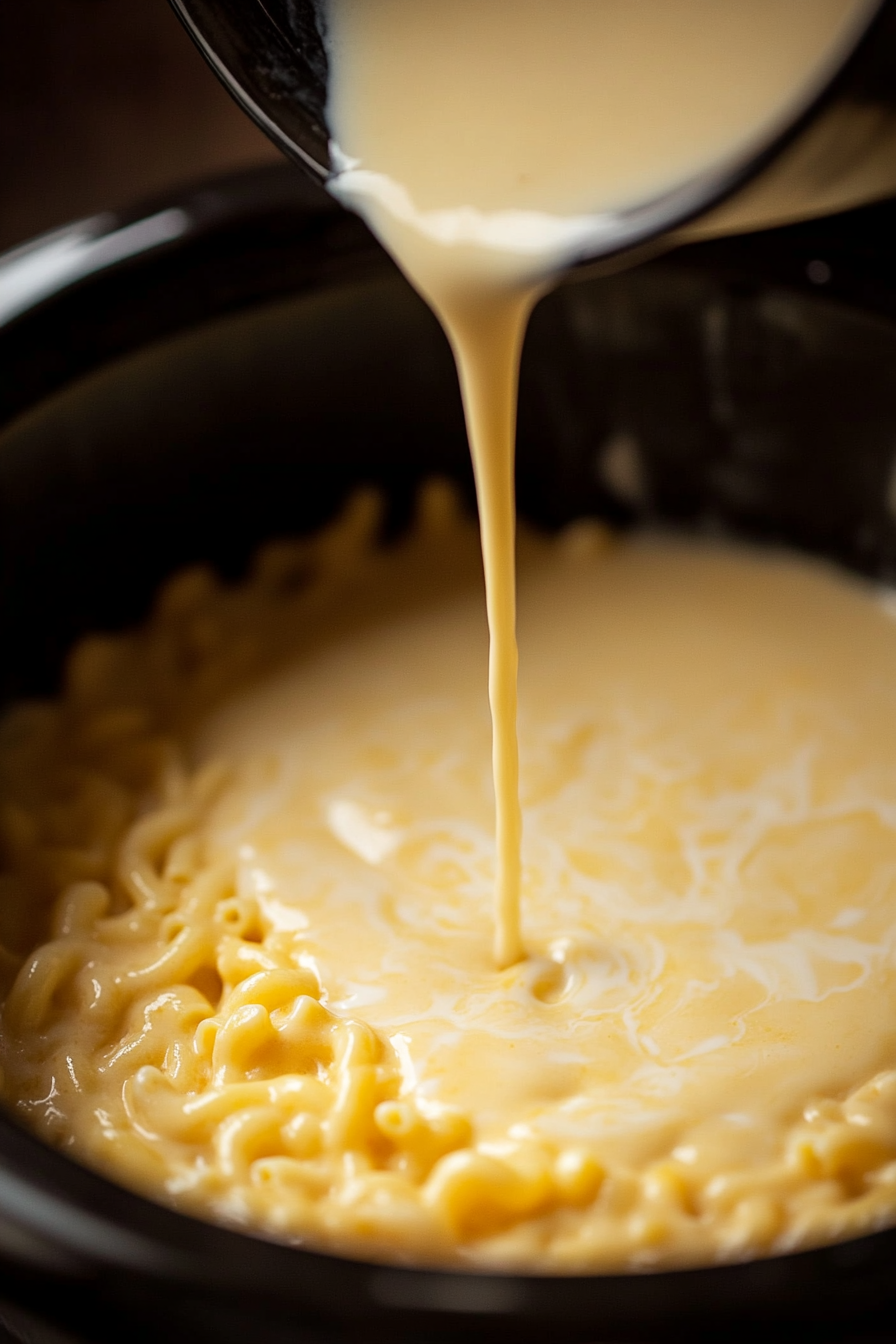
[324,0,871,963]
[3,493,896,1269]
[1,0,893,1276]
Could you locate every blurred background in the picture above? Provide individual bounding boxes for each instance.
[0,0,282,253]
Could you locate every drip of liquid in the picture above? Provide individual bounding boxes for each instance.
[324,0,868,966]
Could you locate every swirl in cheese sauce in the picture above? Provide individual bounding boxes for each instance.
[3,493,896,1268]
[324,0,872,964]
[1,0,893,1274]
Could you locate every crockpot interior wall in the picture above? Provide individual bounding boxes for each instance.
[520,267,896,553]
[1,171,896,1343]
[0,275,463,701]
[1,259,896,703]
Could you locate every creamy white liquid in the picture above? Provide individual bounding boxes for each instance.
[324,0,870,966]
[199,529,896,1165]
[10,507,896,1268]
[3,2,895,1275]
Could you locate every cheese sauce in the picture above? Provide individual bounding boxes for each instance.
[3,494,896,1268]
[1,0,893,1276]
[324,0,871,966]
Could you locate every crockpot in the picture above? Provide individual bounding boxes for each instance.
[0,165,895,1343]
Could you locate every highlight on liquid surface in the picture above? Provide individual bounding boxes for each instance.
[4,487,896,1270]
[326,0,870,276]
[323,0,872,968]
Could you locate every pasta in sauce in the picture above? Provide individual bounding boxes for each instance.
[3,486,896,1271]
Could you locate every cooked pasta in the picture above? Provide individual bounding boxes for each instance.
[3,483,896,1270]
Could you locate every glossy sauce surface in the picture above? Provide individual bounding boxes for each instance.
[4,498,896,1268]
[325,0,871,961]
[1,0,892,1273]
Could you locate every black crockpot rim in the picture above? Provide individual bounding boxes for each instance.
[1,167,896,1337]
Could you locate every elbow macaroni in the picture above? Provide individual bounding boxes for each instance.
[2,487,896,1270]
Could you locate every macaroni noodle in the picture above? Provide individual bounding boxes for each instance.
[2,486,896,1270]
